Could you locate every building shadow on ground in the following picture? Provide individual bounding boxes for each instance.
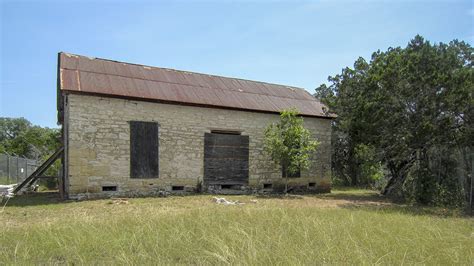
[3,192,67,207]
[316,188,467,217]
[337,202,467,217]
[3,188,468,217]
[316,190,390,203]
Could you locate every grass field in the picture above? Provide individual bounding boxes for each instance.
[0,189,472,264]
[0,177,12,185]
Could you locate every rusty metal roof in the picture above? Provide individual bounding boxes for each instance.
[58,52,333,118]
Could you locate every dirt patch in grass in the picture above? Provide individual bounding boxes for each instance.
[3,190,391,210]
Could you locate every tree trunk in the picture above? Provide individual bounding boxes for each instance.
[284,170,289,195]
[350,168,358,186]
[382,160,413,197]
[382,175,407,196]
[459,146,473,212]
[349,146,358,186]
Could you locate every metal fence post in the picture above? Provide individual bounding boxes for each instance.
[7,154,10,183]
[25,158,28,182]
[16,156,19,184]
[470,151,473,214]
[1,153,40,185]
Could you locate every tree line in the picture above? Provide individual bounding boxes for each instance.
[0,117,61,159]
[1,117,61,187]
[315,35,473,207]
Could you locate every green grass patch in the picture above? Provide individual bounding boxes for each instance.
[0,189,472,264]
[0,176,14,185]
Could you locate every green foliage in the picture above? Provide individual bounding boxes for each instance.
[0,117,61,189]
[0,117,61,159]
[264,109,319,192]
[0,117,31,155]
[403,146,467,207]
[316,35,473,206]
[354,144,384,188]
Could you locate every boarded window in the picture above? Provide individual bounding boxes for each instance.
[204,132,249,185]
[130,121,159,178]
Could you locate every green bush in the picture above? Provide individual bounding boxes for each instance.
[402,147,466,207]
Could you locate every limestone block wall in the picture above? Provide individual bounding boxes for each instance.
[64,93,332,198]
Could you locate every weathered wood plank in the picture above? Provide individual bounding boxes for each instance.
[130,121,159,178]
[204,146,249,158]
[204,133,249,147]
[204,133,249,185]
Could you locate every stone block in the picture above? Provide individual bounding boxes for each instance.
[65,94,332,198]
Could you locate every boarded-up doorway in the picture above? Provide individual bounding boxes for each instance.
[204,132,249,188]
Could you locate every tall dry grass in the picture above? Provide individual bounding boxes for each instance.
[0,191,472,264]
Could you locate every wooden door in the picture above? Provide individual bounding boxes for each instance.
[203,133,249,186]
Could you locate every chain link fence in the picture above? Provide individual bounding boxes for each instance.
[0,153,38,185]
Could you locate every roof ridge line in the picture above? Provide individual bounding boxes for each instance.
[60,52,310,93]
[60,67,318,102]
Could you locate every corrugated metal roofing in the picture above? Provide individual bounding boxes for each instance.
[58,52,333,118]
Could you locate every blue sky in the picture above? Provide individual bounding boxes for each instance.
[1,0,472,128]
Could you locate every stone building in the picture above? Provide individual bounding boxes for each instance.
[57,52,334,199]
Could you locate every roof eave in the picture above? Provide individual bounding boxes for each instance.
[61,90,335,119]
